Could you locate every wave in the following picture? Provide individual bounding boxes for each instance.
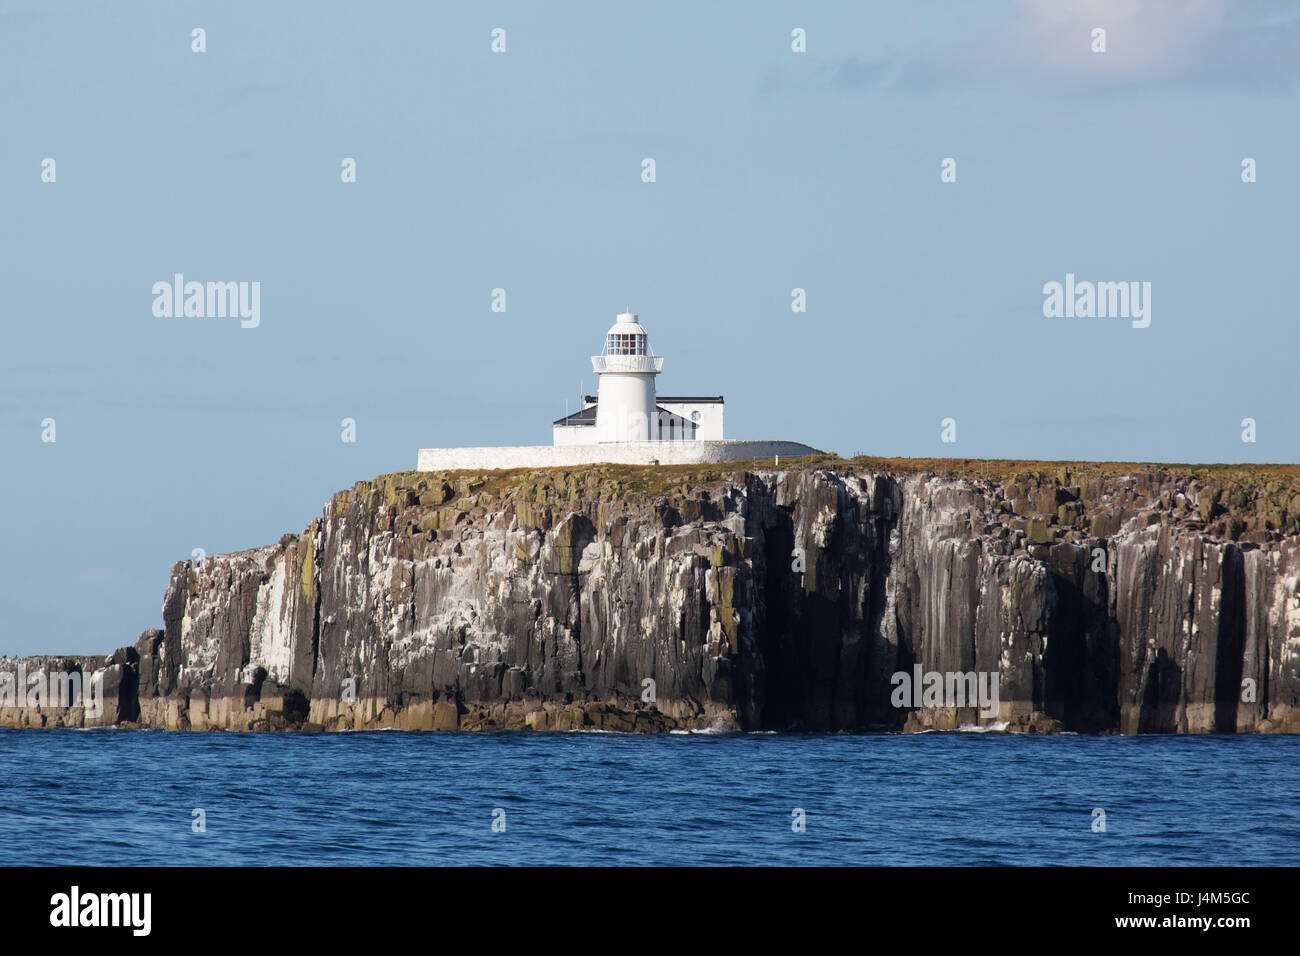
[955,721,1009,733]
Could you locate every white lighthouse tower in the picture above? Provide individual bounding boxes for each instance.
[592,310,663,442]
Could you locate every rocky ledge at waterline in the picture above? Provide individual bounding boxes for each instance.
[4,458,1300,735]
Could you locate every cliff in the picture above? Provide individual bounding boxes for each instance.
[4,458,1299,734]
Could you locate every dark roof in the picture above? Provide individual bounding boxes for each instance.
[582,394,723,404]
[553,398,723,428]
[552,406,597,427]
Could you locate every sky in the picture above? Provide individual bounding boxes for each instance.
[3,0,1298,654]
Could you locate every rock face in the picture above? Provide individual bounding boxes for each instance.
[4,461,1299,733]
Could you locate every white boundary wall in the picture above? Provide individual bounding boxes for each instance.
[417,440,822,472]
[552,424,596,446]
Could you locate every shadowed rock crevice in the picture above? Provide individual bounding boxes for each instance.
[1214,546,1246,734]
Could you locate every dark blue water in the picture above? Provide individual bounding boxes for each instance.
[1,729,1297,865]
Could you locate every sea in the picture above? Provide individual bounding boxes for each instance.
[1,729,1296,866]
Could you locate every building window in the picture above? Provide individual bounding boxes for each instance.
[606,333,646,355]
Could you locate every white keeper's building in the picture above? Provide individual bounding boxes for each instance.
[417,309,820,472]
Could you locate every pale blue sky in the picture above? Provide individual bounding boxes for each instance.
[4,1,1298,653]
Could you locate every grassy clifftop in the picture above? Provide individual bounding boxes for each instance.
[324,455,1300,545]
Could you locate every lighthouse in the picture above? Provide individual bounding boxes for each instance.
[417,304,822,470]
[592,311,663,442]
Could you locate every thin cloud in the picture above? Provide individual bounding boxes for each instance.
[800,1,1300,96]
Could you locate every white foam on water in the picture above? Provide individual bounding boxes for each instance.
[670,726,732,735]
[566,728,623,734]
[335,726,401,732]
[956,721,1009,733]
